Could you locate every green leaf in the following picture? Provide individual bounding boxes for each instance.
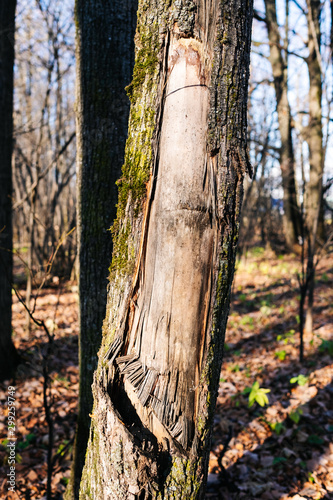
[270,422,285,435]
[307,435,324,445]
[298,375,309,386]
[56,440,70,457]
[248,394,256,407]
[289,409,302,424]
[308,472,315,484]
[290,374,309,386]
[275,350,286,361]
[273,457,287,466]
[256,392,266,406]
[247,381,270,408]
[319,339,333,356]
[17,433,36,451]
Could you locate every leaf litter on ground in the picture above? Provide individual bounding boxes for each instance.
[207,249,333,499]
[0,249,332,499]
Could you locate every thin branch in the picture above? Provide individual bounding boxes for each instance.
[291,0,307,16]
[12,285,52,342]
[253,9,266,23]
[306,0,324,76]
[13,132,75,210]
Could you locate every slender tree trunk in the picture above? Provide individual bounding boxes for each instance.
[331,0,333,61]
[305,0,323,334]
[65,1,137,498]
[25,187,37,331]
[264,0,300,249]
[25,45,54,329]
[0,0,19,381]
[79,1,253,498]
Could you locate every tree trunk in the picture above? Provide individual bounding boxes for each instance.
[66,1,137,498]
[305,0,323,334]
[331,0,333,62]
[80,0,253,498]
[264,0,300,249]
[0,0,19,381]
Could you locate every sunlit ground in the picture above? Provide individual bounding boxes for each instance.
[0,248,332,499]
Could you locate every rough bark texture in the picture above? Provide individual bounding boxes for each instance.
[80,0,253,498]
[0,0,19,381]
[306,0,324,241]
[264,0,300,249]
[66,1,137,497]
[305,0,323,334]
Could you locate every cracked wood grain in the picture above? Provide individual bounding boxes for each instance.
[106,33,216,450]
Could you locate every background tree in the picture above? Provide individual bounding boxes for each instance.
[0,0,19,380]
[12,0,76,307]
[263,0,301,249]
[303,0,324,334]
[247,0,332,256]
[244,0,332,356]
[79,0,253,498]
[65,0,138,497]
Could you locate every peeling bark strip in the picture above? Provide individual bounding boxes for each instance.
[80,1,253,498]
[106,33,213,450]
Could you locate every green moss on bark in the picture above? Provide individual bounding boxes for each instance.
[80,422,101,499]
[158,456,204,499]
[126,32,159,103]
[109,17,161,279]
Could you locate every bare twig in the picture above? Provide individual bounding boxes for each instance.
[13,132,75,210]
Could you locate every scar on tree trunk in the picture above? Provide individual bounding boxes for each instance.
[105,35,216,451]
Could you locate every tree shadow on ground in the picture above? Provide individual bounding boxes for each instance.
[0,333,79,388]
[208,357,333,499]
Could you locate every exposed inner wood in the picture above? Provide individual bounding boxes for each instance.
[107,34,216,450]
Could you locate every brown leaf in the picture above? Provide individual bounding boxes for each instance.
[27,470,38,482]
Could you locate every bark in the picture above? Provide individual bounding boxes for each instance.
[306,0,324,241]
[0,0,19,380]
[264,0,300,249]
[305,0,324,334]
[80,0,253,498]
[331,0,333,61]
[66,1,137,498]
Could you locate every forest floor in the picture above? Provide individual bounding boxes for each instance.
[0,248,332,499]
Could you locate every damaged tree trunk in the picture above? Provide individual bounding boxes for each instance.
[80,0,253,498]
